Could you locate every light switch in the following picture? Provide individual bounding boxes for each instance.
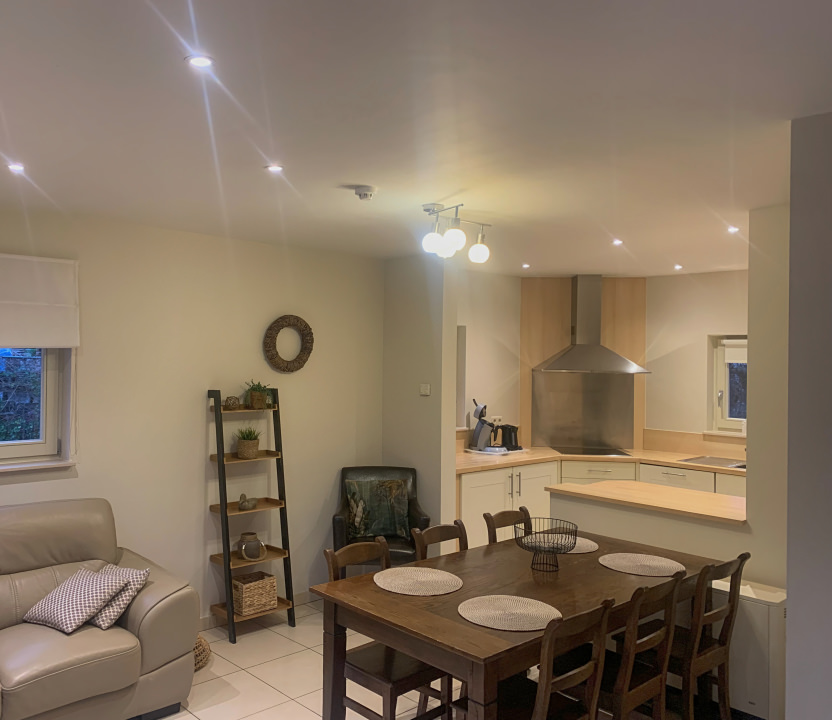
[419,383,431,396]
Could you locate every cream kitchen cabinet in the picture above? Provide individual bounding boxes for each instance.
[639,463,715,492]
[561,460,637,483]
[716,472,747,498]
[460,461,558,547]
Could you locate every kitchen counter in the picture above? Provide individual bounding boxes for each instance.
[547,480,747,524]
[456,447,746,476]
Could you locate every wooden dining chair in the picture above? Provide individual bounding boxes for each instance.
[598,572,684,720]
[412,520,468,561]
[669,552,751,720]
[323,538,452,720]
[483,507,531,545]
[476,598,615,720]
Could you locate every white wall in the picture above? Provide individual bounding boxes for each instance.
[786,113,832,719]
[0,211,385,617]
[645,270,748,432]
[456,270,521,427]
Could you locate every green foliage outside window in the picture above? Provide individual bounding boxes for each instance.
[0,348,42,442]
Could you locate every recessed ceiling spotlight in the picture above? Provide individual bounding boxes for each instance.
[265,165,283,174]
[674,264,683,271]
[612,238,623,246]
[7,162,24,174]
[727,225,740,234]
[522,263,530,269]
[186,54,214,69]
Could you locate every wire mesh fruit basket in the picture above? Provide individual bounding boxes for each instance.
[514,518,578,571]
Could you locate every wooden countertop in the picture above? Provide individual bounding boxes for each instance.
[456,447,746,476]
[547,480,747,524]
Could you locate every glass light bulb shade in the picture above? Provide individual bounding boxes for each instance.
[468,242,490,263]
[435,237,457,258]
[444,227,466,251]
[422,231,442,254]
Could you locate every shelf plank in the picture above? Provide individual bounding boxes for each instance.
[210,405,277,414]
[210,597,292,624]
[210,544,288,569]
[210,450,281,464]
[210,497,285,516]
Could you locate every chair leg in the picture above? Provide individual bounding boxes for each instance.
[457,681,467,720]
[441,676,452,720]
[417,690,429,716]
[697,672,711,716]
[382,689,398,720]
[717,663,731,720]
[681,674,695,720]
[652,686,666,720]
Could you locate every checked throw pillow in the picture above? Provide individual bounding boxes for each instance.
[89,564,150,629]
[24,568,128,634]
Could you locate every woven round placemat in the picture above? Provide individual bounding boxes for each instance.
[599,553,685,577]
[458,595,561,631]
[567,537,600,554]
[194,635,211,671]
[373,567,463,596]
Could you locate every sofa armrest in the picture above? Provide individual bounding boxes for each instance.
[116,547,199,675]
[332,495,350,551]
[408,499,430,533]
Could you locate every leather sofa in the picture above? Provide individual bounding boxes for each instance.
[0,498,199,720]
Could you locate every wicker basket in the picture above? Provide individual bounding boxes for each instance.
[236,438,259,460]
[194,635,211,671]
[232,571,279,616]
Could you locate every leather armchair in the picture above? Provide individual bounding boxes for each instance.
[333,466,430,566]
[0,499,198,720]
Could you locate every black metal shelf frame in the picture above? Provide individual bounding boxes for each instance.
[208,388,296,643]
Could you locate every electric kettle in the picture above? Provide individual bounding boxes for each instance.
[495,424,521,451]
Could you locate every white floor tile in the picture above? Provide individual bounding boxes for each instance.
[243,701,323,720]
[257,603,321,630]
[270,612,325,648]
[306,600,324,612]
[211,627,307,669]
[345,680,417,717]
[248,649,324,699]
[293,603,321,618]
[167,710,196,719]
[295,689,324,716]
[346,633,373,650]
[200,622,262,644]
[193,653,240,685]
[309,644,323,655]
[187,670,291,720]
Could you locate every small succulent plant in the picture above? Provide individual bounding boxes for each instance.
[235,427,262,441]
[244,380,271,394]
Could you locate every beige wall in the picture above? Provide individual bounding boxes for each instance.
[0,211,385,617]
[645,270,748,433]
[456,270,521,427]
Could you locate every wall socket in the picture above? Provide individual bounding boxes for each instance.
[491,415,503,425]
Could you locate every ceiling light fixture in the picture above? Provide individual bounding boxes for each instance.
[266,164,284,174]
[674,264,683,271]
[186,54,214,69]
[727,225,740,234]
[421,203,491,263]
[612,238,623,246]
[522,264,530,269]
[7,163,24,174]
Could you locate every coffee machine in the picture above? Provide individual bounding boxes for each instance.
[469,400,496,451]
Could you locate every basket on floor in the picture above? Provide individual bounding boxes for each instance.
[194,635,211,671]
[232,570,279,616]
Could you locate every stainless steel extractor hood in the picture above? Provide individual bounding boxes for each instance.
[534,275,649,374]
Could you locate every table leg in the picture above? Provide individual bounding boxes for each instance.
[466,663,498,720]
[322,600,347,720]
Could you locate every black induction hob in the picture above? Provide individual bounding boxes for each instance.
[551,447,631,457]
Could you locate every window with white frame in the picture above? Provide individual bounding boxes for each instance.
[712,336,747,433]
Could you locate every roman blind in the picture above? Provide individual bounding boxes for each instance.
[0,253,80,348]
[722,338,747,365]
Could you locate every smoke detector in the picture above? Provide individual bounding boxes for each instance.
[340,184,378,201]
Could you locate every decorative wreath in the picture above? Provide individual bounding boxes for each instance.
[263,315,314,373]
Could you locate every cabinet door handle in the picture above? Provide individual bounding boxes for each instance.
[662,471,687,477]
[517,471,522,496]
[587,469,613,473]
[508,471,514,498]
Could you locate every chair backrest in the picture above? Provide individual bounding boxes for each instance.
[412,520,468,560]
[614,571,685,697]
[324,537,391,582]
[340,466,418,500]
[689,552,751,654]
[533,599,615,720]
[483,506,531,545]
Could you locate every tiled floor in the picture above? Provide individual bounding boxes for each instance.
[179,600,690,720]
[178,601,435,720]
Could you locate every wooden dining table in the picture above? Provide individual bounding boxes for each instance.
[310,532,719,720]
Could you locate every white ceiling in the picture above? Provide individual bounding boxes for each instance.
[0,1,827,275]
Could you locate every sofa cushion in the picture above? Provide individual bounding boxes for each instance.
[90,564,150,630]
[24,568,127,634]
[345,477,409,540]
[0,622,141,720]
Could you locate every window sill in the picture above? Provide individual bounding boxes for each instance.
[0,458,77,474]
[704,430,746,440]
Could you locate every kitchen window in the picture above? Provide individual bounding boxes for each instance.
[712,336,747,434]
[0,347,69,462]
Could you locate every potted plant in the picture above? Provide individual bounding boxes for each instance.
[235,427,262,459]
[245,380,271,410]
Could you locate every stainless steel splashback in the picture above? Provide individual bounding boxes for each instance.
[531,370,634,449]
